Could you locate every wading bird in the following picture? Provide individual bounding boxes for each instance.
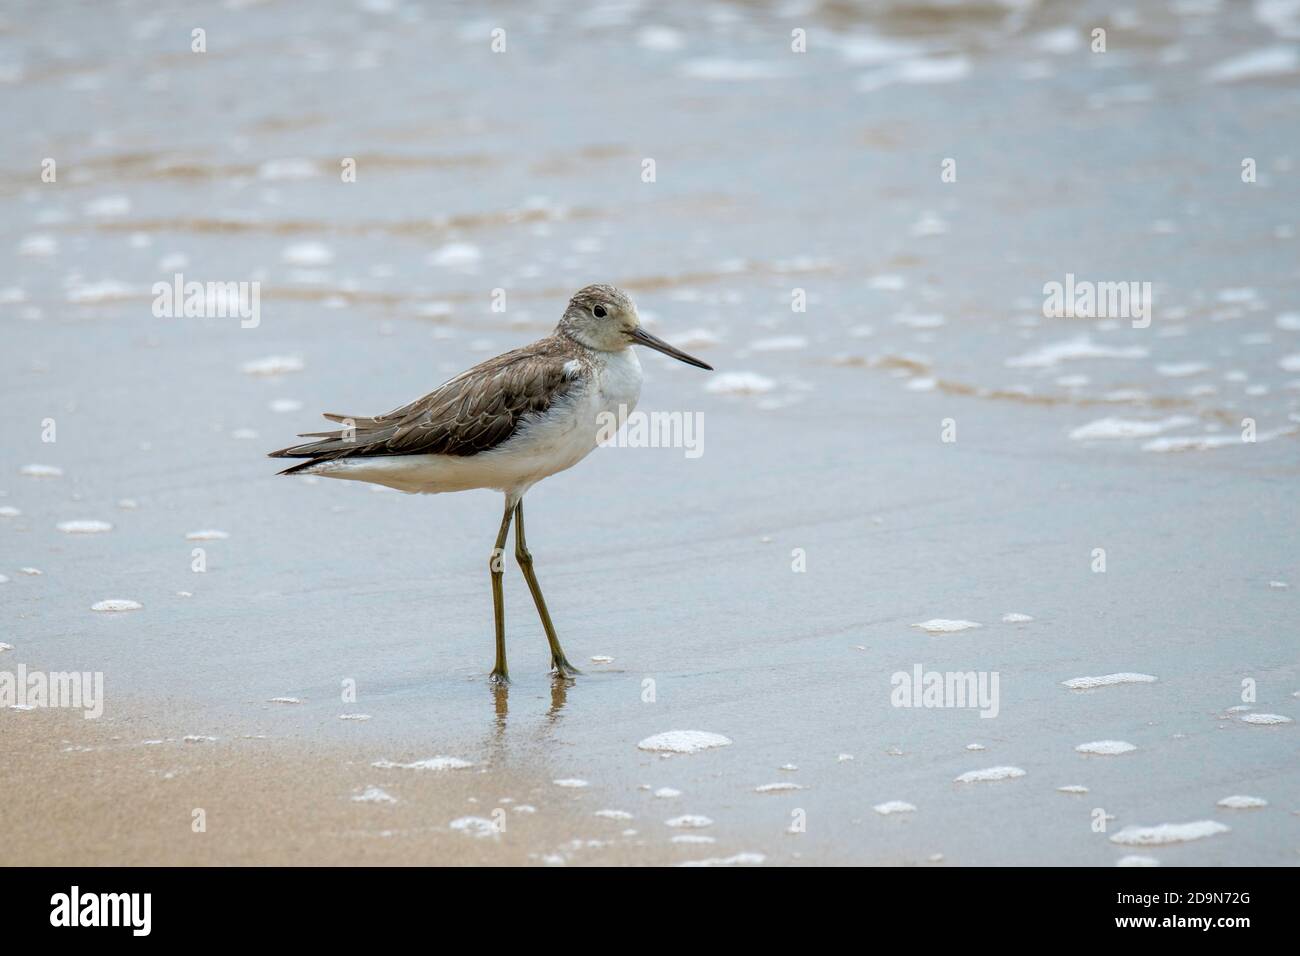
[269,285,712,683]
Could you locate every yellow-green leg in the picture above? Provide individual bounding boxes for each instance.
[488,503,514,684]
[514,500,580,678]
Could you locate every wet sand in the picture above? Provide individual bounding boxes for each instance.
[2,0,1299,866]
[1,705,783,867]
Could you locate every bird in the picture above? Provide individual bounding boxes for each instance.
[269,284,713,684]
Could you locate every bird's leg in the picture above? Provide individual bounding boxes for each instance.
[488,503,515,684]
[514,501,581,678]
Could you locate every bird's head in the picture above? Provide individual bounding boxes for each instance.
[559,284,712,370]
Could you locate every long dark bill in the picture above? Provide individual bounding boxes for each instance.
[628,327,714,370]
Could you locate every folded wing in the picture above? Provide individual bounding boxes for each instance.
[268,342,581,475]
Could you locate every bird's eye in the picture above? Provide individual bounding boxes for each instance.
[592,305,607,318]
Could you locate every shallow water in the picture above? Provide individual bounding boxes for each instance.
[1,0,1298,865]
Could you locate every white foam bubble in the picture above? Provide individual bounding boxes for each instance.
[678,852,764,867]
[704,372,775,396]
[751,335,808,352]
[353,786,396,804]
[372,756,473,770]
[1001,612,1034,623]
[91,599,142,612]
[673,328,721,349]
[636,26,685,52]
[836,34,926,65]
[1058,785,1089,794]
[185,529,229,540]
[1239,713,1292,725]
[955,766,1025,784]
[241,355,303,376]
[259,158,319,180]
[282,242,333,266]
[859,55,971,92]
[449,816,498,838]
[1006,337,1147,369]
[909,212,949,237]
[594,809,633,820]
[895,313,945,329]
[57,520,112,534]
[873,800,917,814]
[1217,794,1268,809]
[680,59,788,81]
[589,655,614,664]
[1035,27,1082,55]
[19,235,58,257]
[1069,416,1194,440]
[665,814,713,829]
[869,274,906,290]
[20,464,63,478]
[84,195,130,217]
[1076,740,1137,755]
[670,834,716,844]
[1116,855,1160,867]
[1143,426,1296,452]
[66,279,137,304]
[553,778,590,788]
[638,731,732,754]
[268,697,301,704]
[1062,673,1157,689]
[1205,45,1299,83]
[1109,821,1230,845]
[913,619,981,633]
[339,713,371,721]
[653,787,682,798]
[1155,362,1209,378]
[0,506,22,518]
[428,242,482,268]
[754,782,804,793]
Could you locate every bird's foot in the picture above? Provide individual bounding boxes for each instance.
[489,669,511,686]
[550,658,582,679]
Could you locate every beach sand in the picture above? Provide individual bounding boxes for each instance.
[1,704,772,867]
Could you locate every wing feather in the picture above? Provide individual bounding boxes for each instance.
[268,339,584,472]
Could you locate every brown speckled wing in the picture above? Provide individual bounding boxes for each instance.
[269,337,585,473]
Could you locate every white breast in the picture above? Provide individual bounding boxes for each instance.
[596,346,643,419]
[499,347,642,487]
